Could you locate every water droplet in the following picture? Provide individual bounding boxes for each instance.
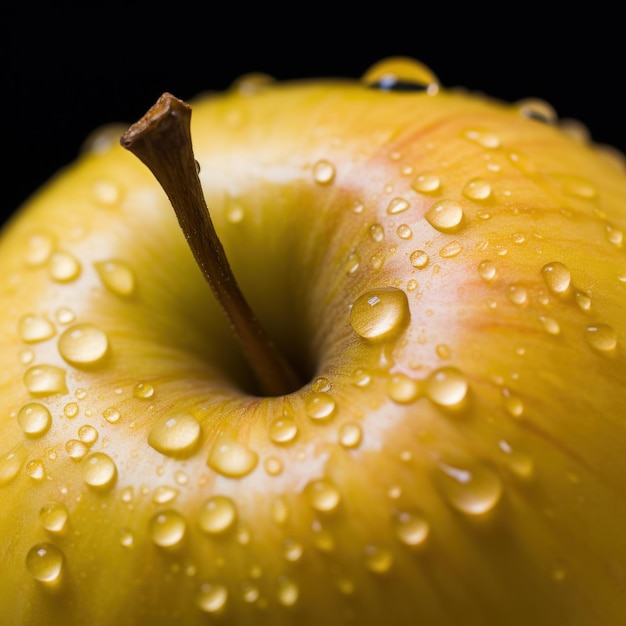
[504,393,524,418]
[264,456,283,475]
[305,392,336,421]
[387,373,420,404]
[561,176,597,199]
[49,251,81,282]
[18,314,55,343]
[439,240,463,258]
[58,323,109,367]
[269,415,298,443]
[462,178,492,201]
[425,200,464,232]
[152,485,179,504]
[338,422,363,448]
[394,511,430,546]
[425,367,468,407]
[387,197,410,215]
[362,57,439,93]
[148,411,201,457]
[438,462,503,514]
[396,224,413,239]
[120,528,134,548]
[55,307,75,324]
[24,365,67,396]
[585,324,617,353]
[507,285,528,306]
[92,180,122,206]
[575,292,592,312]
[26,543,64,582]
[312,520,335,552]
[103,407,121,424]
[276,575,299,606]
[82,452,117,490]
[364,545,393,573]
[66,439,89,461]
[207,436,258,478]
[18,402,52,437]
[464,129,501,149]
[410,250,429,269]
[412,173,440,194]
[305,479,341,512]
[516,98,558,124]
[350,287,410,340]
[64,402,79,418]
[0,445,27,485]
[311,376,332,392]
[94,260,136,297]
[24,233,54,266]
[369,223,385,242]
[198,495,237,535]
[541,262,571,294]
[539,316,561,335]
[313,160,335,184]
[351,368,372,387]
[271,496,289,525]
[196,583,228,613]
[605,224,623,248]
[133,382,154,399]
[478,260,497,282]
[498,440,534,478]
[345,250,361,274]
[149,510,186,548]
[283,539,303,562]
[40,502,69,534]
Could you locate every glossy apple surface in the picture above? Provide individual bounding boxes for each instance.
[1,60,625,625]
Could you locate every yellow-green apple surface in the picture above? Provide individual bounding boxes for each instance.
[1,58,625,625]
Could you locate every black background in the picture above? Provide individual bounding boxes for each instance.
[4,7,624,228]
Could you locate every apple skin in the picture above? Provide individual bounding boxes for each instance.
[1,61,625,625]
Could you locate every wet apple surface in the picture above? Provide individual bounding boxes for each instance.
[1,58,625,625]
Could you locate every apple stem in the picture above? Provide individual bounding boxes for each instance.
[120,92,302,396]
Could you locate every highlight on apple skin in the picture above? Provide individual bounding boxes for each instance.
[1,57,625,625]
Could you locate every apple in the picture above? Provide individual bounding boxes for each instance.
[1,57,625,625]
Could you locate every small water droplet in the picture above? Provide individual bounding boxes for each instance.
[26,543,64,582]
[462,178,492,201]
[412,173,440,194]
[66,439,89,461]
[439,240,463,258]
[49,251,81,282]
[394,511,430,546]
[306,479,341,512]
[150,510,186,548]
[271,496,289,525]
[350,287,410,340]
[197,583,228,613]
[504,393,524,418]
[82,452,117,490]
[24,365,67,396]
[464,129,501,149]
[345,250,361,274]
[351,368,371,387]
[387,197,410,215]
[498,440,534,478]
[541,262,571,294]
[585,324,617,353]
[58,323,109,367]
[18,314,55,343]
[40,502,69,534]
[311,376,332,392]
[516,98,558,124]
[426,367,468,407]
[369,223,385,242]
[507,285,528,306]
[94,260,136,297]
[305,392,336,421]
[364,545,393,573]
[64,402,79,418]
[313,160,335,184]
[0,445,27,485]
[269,416,298,443]
[18,402,52,437]
[425,200,464,232]
[264,456,283,475]
[478,260,497,282]
[207,436,258,478]
[55,307,75,325]
[575,292,592,312]
[152,485,179,504]
[26,459,46,481]
[276,575,299,606]
[24,233,54,266]
[338,422,363,448]
[387,373,420,404]
[438,461,503,515]
[148,411,201,457]
[362,57,439,93]
[133,382,154,399]
[539,316,560,335]
[410,250,429,269]
[396,224,413,239]
[92,180,122,206]
[103,407,121,424]
[605,224,623,248]
[120,528,134,548]
[283,539,303,562]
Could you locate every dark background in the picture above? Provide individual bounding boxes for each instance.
[4,7,624,227]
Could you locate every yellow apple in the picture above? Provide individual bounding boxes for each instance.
[1,57,625,626]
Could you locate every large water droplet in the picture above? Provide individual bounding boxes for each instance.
[387,197,410,215]
[49,251,81,282]
[133,382,155,399]
[426,367,468,407]
[197,583,228,613]
[350,287,410,340]
[26,543,64,582]
[40,502,69,534]
[269,415,299,443]
[585,324,617,353]
[338,422,363,448]
[94,260,136,297]
[18,314,55,343]
[66,439,89,461]
[198,496,237,534]
[305,479,341,512]
[462,178,492,201]
[207,436,258,478]
[387,373,420,404]
[149,510,186,548]
[305,392,336,421]
[412,173,440,194]
[425,200,464,232]
[438,462,503,515]
[81,452,117,490]
[18,402,52,437]
[478,260,497,282]
[58,323,109,367]
[393,511,429,546]
[148,411,201,457]
[24,365,67,396]
[541,262,571,294]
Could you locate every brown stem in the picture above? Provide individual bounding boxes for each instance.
[120,92,301,396]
